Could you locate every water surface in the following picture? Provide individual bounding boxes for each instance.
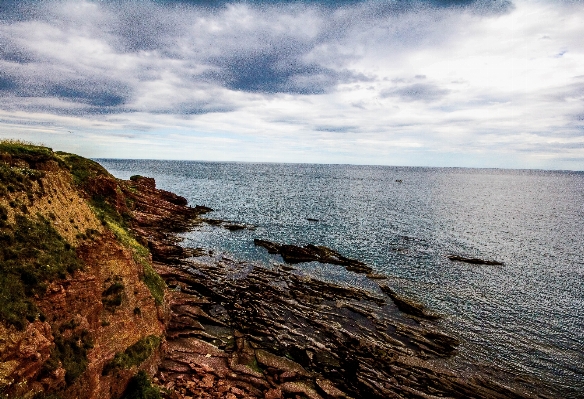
[98,160,584,397]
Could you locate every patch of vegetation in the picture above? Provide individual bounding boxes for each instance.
[99,212,165,305]
[248,356,264,374]
[90,196,125,226]
[120,370,161,399]
[102,280,125,310]
[142,262,165,306]
[0,214,83,329]
[0,162,45,199]
[0,139,62,169]
[103,335,162,375]
[55,152,111,188]
[58,318,80,333]
[40,329,93,385]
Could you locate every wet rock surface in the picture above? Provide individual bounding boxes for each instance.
[254,239,372,274]
[134,184,544,399]
[203,218,256,231]
[378,284,440,320]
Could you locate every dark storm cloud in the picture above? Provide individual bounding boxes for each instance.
[209,53,369,94]
[0,43,35,64]
[47,82,128,108]
[0,75,17,91]
[381,83,450,102]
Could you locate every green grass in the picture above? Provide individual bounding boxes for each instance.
[142,262,165,306]
[120,370,161,399]
[0,140,61,166]
[0,163,45,199]
[55,152,111,188]
[0,214,83,329]
[94,206,165,305]
[40,328,93,385]
[103,335,162,375]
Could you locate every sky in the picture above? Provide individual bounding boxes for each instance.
[0,0,583,170]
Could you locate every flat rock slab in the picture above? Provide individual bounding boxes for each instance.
[254,239,372,274]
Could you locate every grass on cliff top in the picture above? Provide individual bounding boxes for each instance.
[0,140,59,165]
[103,335,162,376]
[56,151,112,187]
[0,214,83,330]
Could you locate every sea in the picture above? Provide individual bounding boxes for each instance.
[97,159,584,398]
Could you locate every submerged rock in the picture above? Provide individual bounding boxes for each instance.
[448,255,504,266]
[203,218,256,231]
[379,284,441,320]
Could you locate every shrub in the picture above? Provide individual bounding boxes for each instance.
[103,335,161,375]
[120,370,161,399]
[0,214,83,329]
[40,329,93,385]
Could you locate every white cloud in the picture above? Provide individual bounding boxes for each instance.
[0,0,583,169]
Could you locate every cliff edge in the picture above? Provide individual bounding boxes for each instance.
[0,141,201,399]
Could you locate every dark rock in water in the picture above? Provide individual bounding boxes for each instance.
[224,223,246,231]
[448,255,504,266]
[204,218,256,231]
[366,272,387,280]
[306,218,319,222]
[193,205,214,214]
[379,284,441,320]
[254,239,372,274]
[254,238,282,254]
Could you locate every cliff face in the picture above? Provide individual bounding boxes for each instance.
[0,141,173,399]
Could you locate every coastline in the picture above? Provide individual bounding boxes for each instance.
[130,176,545,399]
[0,143,567,398]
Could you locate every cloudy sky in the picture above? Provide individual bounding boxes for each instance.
[0,0,583,169]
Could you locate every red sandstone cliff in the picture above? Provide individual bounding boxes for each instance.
[0,142,176,398]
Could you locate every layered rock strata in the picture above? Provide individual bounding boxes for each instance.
[142,190,541,399]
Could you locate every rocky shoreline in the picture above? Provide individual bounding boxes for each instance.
[128,176,544,399]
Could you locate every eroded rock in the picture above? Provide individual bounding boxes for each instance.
[253,239,372,274]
